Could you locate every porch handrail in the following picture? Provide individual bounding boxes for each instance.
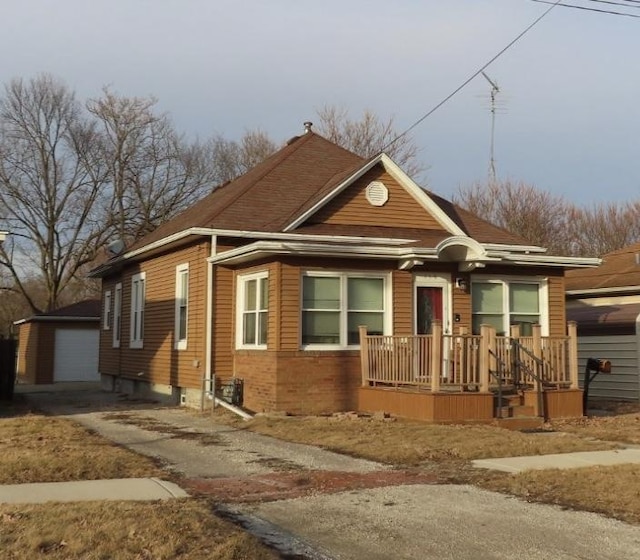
[509,339,548,420]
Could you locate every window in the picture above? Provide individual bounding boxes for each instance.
[174,264,189,350]
[302,272,388,348]
[236,272,268,348]
[130,272,145,348]
[113,283,122,348]
[472,279,543,336]
[103,291,112,330]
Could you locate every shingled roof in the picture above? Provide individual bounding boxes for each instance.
[126,132,364,252]
[121,130,534,256]
[566,242,640,292]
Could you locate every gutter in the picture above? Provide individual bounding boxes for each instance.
[14,316,99,326]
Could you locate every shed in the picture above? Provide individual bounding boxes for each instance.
[15,300,101,384]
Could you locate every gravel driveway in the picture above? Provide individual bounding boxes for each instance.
[23,389,640,560]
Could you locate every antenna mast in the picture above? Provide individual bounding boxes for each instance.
[481,71,500,184]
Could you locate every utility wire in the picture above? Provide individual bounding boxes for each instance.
[531,0,640,17]
[382,1,563,154]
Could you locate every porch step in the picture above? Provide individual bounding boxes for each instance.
[492,416,545,431]
[496,404,536,418]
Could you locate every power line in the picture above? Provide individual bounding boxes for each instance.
[382,1,563,154]
[530,0,640,17]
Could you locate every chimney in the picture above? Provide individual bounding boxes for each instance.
[303,121,313,134]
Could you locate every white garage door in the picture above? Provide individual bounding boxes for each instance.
[53,328,100,382]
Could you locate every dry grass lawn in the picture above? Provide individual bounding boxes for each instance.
[217,408,640,524]
[0,414,164,484]
[482,464,640,525]
[230,414,618,466]
[0,499,278,560]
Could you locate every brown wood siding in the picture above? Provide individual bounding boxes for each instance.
[16,322,39,384]
[99,278,120,376]
[358,387,494,422]
[547,275,566,337]
[213,264,234,378]
[279,261,301,351]
[310,166,442,229]
[392,270,412,336]
[104,241,209,389]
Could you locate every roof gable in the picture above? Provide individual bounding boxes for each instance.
[285,153,465,236]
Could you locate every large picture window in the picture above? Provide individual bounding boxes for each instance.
[237,272,268,348]
[302,272,388,348]
[174,264,189,350]
[472,279,543,336]
[130,272,145,348]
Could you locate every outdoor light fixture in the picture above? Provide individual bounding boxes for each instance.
[455,277,469,291]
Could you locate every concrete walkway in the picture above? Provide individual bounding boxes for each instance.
[472,448,640,473]
[0,477,188,504]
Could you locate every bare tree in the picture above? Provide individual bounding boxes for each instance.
[315,105,425,178]
[208,129,278,185]
[454,180,573,255]
[88,88,216,242]
[566,202,640,257]
[455,180,640,257]
[0,75,109,312]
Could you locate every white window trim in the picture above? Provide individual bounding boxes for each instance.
[174,263,189,350]
[301,271,392,351]
[103,291,112,330]
[113,282,122,348]
[130,272,146,349]
[236,271,269,350]
[470,275,549,336]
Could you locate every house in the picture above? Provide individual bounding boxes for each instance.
[566,243,640,401]
[15,300,101,384]
[90,125,598,421]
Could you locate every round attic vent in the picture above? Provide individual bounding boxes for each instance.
[365,181,388,207]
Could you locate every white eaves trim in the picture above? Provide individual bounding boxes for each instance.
[566,285,640,297]
[208,240,440,265]
[498,254,601,268]
[283,153,467,237]
[13,316,99,326]
[90,227,420,277]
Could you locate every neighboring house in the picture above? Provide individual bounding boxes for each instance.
[15,300,101,384]
[566,243,640,401]
[90,126,598,421]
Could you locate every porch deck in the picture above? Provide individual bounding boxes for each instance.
[358,322,583,422]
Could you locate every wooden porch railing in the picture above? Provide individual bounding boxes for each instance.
[359,321,579,392]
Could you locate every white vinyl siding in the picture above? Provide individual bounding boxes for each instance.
[113,283,122,348]
[236,271,268,349]
[174,264,189,350]
[302,272,390,349]
[130,272,145,349]
[578,335,640,401]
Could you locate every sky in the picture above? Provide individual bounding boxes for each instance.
[1,0,639,205]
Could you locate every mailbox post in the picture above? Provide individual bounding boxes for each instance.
[583,358,612,415]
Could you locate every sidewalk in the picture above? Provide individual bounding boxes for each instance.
[472,448,640,473]
[0,477,188,504]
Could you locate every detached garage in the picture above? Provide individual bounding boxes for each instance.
[15,300,100,385]
[566,242,640,402]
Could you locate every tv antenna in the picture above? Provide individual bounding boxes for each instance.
[481,71,502,184]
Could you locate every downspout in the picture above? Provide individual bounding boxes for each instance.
[203,235,216,409]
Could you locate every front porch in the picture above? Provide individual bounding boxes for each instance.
[358,322,583,422]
